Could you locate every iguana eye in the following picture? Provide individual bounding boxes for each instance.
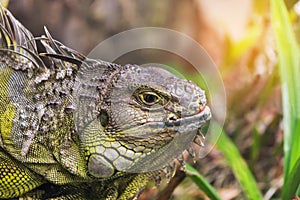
[139,92,160,106]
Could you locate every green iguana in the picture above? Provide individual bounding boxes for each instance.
[0,5,211,200]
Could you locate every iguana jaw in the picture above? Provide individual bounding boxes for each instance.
[115,106,211,171]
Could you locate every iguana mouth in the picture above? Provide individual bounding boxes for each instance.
[121,106,211,138]
[164,106,211,132]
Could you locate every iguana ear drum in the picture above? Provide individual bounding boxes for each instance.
[88,154,114,178]
[99,110,109,127]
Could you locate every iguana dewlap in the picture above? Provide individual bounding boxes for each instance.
[0,5,211,200]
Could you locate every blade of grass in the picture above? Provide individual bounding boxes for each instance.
[210,122,263,200]
[185,163,221,200]
[282,157,300,199]
[271,0,300,198]
[250,127,261,170]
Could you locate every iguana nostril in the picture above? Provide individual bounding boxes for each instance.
[168,113,178,121]
[198,95,207,112]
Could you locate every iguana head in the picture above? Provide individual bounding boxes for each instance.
[75,62,211,179]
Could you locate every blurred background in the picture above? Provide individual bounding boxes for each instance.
[5,0,296,199]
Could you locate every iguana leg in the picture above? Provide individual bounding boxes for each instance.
[0,150,44,198]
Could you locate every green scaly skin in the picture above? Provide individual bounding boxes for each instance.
[0,5,211,200]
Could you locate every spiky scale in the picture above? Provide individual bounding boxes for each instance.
[194,134,205,147]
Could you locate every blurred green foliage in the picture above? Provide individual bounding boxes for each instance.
[271,0,300,198]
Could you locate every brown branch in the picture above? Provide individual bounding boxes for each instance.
[155,170,186,200]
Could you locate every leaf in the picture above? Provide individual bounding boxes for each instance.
[185,163,221,200]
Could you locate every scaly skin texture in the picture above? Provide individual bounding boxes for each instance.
[0,6,211,200]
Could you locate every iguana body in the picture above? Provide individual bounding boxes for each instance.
[0,6,211,200]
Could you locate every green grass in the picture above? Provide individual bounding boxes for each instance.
[271,0,300,199]
[210,123,263,200]
[186,163,221,200]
